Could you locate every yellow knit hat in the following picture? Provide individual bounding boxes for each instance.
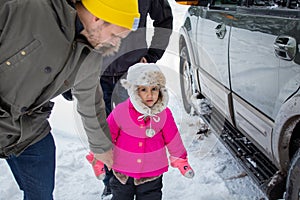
[81,0,140,31]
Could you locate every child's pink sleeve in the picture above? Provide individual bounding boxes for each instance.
[163,108,187,159]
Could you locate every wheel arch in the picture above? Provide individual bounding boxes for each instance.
[179,26,202,92]
[179,26,198,74]
[273,94,300,172]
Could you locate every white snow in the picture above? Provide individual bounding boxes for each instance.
[0,1,267,199]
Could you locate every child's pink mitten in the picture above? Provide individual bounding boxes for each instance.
[86,152,106,180]
[170,156,195,178]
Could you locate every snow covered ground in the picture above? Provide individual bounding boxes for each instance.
[0,96,267,200]
[0,1,267,199]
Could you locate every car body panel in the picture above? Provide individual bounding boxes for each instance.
[198,68,233,122]
[229,7,300,165]
[194,7,235,123]
[179,0,300,171]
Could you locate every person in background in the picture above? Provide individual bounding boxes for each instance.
[87,63,195,200]
[98,0,173,198]
[0,0,140,199]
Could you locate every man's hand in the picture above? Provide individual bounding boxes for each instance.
[94,149,113,170]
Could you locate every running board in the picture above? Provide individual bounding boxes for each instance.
[191,96,285,199]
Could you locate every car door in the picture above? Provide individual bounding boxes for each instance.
[195,0,238,123]
[229,3,300,157]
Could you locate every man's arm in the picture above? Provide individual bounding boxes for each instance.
[72,52,113,167]
[144,0,173,63]
[0,1,9,54]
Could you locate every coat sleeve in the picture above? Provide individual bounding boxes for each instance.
[72,52,112,154]
[0,1,10,52]
[162,108,187,159]
[0,2,6,38]
[145,0,173,63]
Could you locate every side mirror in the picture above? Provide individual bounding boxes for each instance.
[175,0,200,5]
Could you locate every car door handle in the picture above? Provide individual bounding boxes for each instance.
[273,35,297,61]
[215,23,227,39]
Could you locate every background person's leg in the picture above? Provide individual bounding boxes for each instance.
[100,77,115,115]
[102,165,114,197]
[100,76,116,198]
[6,133,56,200]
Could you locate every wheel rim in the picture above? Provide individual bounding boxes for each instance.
[182,59,193,105]
[180,45,197,113]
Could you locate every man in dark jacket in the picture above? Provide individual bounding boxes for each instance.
[99,0,173,198]
[0,0,140,199]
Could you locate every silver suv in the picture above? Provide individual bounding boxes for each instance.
[176,0,300,199]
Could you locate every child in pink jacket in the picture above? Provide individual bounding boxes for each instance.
[87,63,194,200]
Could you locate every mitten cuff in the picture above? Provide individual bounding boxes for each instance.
[169,156,188,168]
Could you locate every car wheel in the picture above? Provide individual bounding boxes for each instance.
[179,44,195,114]
[285,148,300,200]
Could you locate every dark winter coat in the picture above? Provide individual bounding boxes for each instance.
[0,0,111,157]
[101,0,173,76]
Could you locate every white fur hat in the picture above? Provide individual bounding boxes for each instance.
[120,63,169,115]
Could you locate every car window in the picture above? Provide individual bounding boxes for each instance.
[213,0,238,5]
[209,0,239,10]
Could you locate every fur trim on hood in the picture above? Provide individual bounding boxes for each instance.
[120,63,169,116]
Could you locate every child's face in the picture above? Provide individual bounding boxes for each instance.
[137,85,160,108]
